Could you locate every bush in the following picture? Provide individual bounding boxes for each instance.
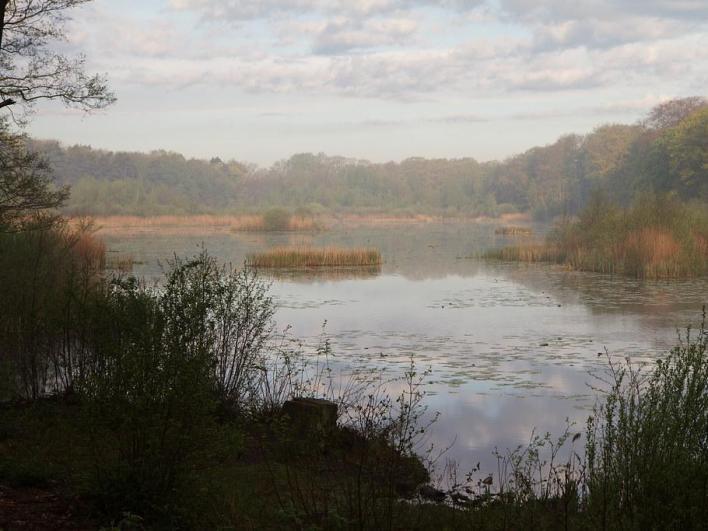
[586,312,708,528]
[78,250,274,520]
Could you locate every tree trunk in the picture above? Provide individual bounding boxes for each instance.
[0,0,8,51]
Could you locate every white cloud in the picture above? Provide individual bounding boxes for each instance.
[169,0,484,19]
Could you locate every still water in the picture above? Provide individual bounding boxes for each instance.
[103,222,707,473]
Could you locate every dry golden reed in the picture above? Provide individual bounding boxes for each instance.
[489,229,708,279]
[72,231,107,271]
[247,247,382,268]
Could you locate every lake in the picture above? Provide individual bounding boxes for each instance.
[102,221,707,474]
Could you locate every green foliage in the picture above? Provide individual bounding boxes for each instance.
[659,106,708,198]
[82,272,220,519]
[586,314,708,529]
[0,121,69,231]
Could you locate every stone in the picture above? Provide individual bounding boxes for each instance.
[282,397,338,433]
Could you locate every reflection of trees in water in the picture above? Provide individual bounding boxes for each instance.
[493,262,708,328]
[258,265,382,283]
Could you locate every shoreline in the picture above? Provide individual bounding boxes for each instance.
[71,212,533,235]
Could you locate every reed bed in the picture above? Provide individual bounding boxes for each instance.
[495,225,534,236]
[486,244,559,263]
[487,195,708,279]
[487,225,708,278]
[247,247,382,268]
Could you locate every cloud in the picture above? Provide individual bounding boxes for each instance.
[169,0,485,20]
[499,0,708,51]
[278,16,420,55]
[61,0,708,105]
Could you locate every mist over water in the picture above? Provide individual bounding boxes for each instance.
[104,222,707,473]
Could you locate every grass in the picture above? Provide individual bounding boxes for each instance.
[487,194,708,279]
[247,246,383,268]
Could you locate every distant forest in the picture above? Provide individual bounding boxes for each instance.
[31,97,707,219]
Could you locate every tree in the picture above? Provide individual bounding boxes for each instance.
[659,106,708,199]
[0,119,68,230]
[0,0,114,229]
[644,97,708,130]
[0,0,114,116]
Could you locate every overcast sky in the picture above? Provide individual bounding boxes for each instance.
[27,0,708,166]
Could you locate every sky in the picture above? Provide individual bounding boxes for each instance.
[27,0,708,167]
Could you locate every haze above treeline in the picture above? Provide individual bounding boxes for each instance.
[31,97,707,219]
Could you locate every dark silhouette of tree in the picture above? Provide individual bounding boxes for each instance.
[0,0,114,116]
[0,121,68,230]
[0,0,114,229]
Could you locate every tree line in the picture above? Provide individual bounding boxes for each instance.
[24,96,708,219]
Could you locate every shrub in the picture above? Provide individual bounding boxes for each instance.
[80,251,272,520]
[586,312,708,528]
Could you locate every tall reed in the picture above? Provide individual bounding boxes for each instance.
[247,247,383,268]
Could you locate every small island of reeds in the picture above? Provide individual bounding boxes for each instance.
[247,246,382,268]
[486,193,708,279]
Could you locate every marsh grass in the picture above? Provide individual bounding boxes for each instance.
[487,193,708,278]
[247,246,383,268]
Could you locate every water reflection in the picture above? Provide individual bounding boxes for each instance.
[256,265,382,283]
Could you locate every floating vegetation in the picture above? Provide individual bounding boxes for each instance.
[247,247,382,268]
[495,225,534,236]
